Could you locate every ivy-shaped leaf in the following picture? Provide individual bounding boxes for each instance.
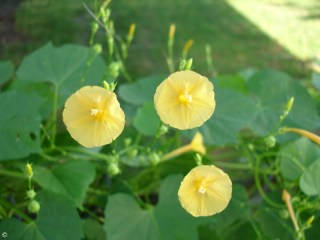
[0,91,43,160]
[0,191,84,240]
[16,42,106,108]
[33,160,96,208]
[104,175,199,240]
[0,60,14,85]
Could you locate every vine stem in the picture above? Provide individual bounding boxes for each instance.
[254,154,283,208]
[0,169,25,179]
[50,84,59,148]
[1,200,33,223]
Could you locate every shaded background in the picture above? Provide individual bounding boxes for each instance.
[1,0,320,78]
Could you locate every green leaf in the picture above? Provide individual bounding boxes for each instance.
[246,69,320,136]
[300,159,320,195]
[83,219,106,240]
[279,138,320,181]
[104,175,199,240]
[36,191,84,240]
[118,75,164,105]
[0,218,44,239]
[0,191,84,240]
[0,91,43,161]
[16,42,106,108]
[195,89,255,145]
[312,73,320,90]
[133,102,161,136]
[215,74,248,94]
[255,207,295,240]
[33,160,96,208]
[0,60,14,85]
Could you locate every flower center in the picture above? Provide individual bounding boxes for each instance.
[198,185,206,194]
[179,92,192,103]
[90,108,105,120]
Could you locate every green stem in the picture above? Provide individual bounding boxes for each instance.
[1,200,33,223]
[215,162,251,170]
[63,146,111,162]
[0,169,25,179]
[50,85,59,148]
[254,156,283,208]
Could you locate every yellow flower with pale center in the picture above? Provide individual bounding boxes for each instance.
[63,86,125,148]
[154,70,215,130]
[178,165,232,217]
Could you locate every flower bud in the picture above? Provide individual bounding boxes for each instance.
[306,216,315,226]
[124,138,132,147]
[263,136,276,148]
[91,22,99,34]
[185,58,193,70]
[127,23,136,44]
[92,44,102,55]
[194,153,202,166]
[127,148,138,157]
[28,200,40,213]
[26,163,33,179]
[108,163,120,176]
[26,189,36,199]
[156,124,169,138]
[149,152,160,166]
[179,59,187,71]
[108,62,120,78]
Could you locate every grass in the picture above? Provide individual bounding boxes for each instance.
[1,0,320,78]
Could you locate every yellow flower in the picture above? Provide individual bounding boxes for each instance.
[178,165,232,217]
[154,70,215,130]
[63,86,125,148]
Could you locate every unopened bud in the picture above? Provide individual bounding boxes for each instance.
[282,97,294,119]
[92,44,102,55]
[28,200,40,213]
[149,153,160,166]
[26,189,36,199]
[108,163,120,176]
[157,124,169,137]
[127,149,138,158]
[185,58,193,70]
[263,136,276,148]
[108,62,120,78]
[169,24,176,39]
[124,138,132,147]
[26,163,33,179]
[127,23,136,43]
[91,22,99,34]
[306,216,315,226]
[280,209,289,219]
[195,153,202,166]
[182,39,194,58]
[179,59,186,71]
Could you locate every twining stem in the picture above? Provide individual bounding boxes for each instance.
[63,146,111,162]
[50,84,59,148]
[0,169,25,179]
[215,162,251,170]
[1,200,32,223]
[254,155,283,208]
